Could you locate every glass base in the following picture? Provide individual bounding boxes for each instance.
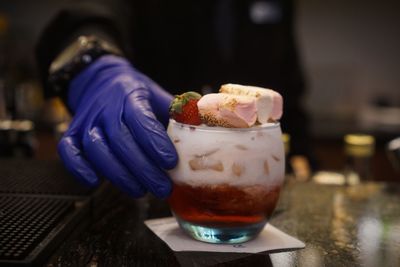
[176,218,266,244]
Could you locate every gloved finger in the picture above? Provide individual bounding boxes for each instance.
[103,116,172,198]
[58,135,99,186]
[82,126,146,197]
[124,87,178,170]
[132,70,173,126]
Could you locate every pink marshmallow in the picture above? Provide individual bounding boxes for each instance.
[197,93,257,128]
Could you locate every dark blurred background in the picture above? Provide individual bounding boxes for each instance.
[0,0,399,180]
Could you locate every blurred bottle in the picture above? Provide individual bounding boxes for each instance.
[13,120,36,158]
[0,120,13,156]
[0,13,8,119]
[344,134,375,185]
[15,81,44,120]
[282,133,290,157]
[0,120,36,158]
[0,13,7,70]
[386,137,400,174]
[282,133,291,177]
[282,132,312,181]
[0,80,7,119]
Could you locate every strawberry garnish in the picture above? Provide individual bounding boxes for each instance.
[169,91,202,125]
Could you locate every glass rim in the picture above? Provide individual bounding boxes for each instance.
[168,119,280,132]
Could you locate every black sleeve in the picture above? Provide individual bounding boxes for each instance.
[281,43,313,161]
[280,0,314,163]
[35,0,132,98]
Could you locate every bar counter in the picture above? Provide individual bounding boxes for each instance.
[0,158,399,266]
[45,178,400,266]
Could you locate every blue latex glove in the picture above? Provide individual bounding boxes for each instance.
[58,55,178,198]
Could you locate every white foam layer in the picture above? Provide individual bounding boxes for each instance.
[167,121,285,187]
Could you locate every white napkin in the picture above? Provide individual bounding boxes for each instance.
[144,217,305,253]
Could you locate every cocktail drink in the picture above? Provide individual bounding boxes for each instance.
[167,84,285,243]
[167,120,285,243]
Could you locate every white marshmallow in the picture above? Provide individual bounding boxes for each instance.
[220,84,283,123]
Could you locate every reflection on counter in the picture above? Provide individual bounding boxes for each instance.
[270,181,400,267]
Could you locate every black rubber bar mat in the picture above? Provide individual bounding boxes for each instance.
[0,194,89,266]
[0,159,92,195]
[0,159,97,266]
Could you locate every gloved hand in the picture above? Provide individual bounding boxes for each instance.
[58,55,178,198]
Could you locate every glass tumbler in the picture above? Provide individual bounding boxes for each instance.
[167,119,285,243]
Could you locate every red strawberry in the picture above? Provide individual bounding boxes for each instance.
[169,91,202,125]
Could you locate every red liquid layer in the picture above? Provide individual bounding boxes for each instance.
[168,182,281,228]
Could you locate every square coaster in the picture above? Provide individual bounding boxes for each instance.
[145,217,305,253]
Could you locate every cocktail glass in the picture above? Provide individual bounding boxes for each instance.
[167,119,285,243]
